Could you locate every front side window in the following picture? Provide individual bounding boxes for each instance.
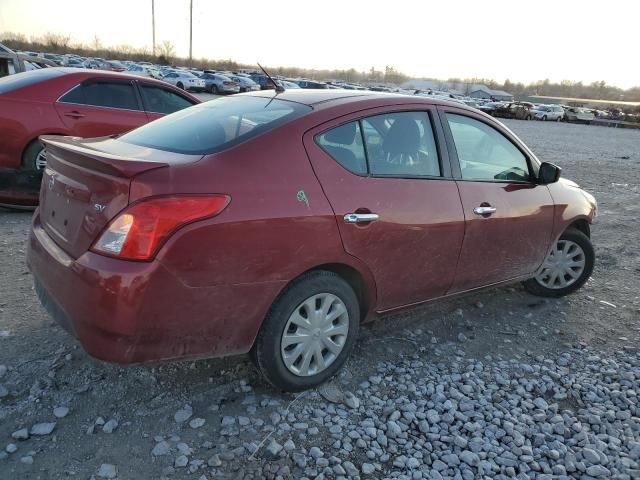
[140,85,195,114]
[447,114,530,182]
[59,81,140,110]
[363,112,440,177]
[316,122,367,174]
[119,95,311,155]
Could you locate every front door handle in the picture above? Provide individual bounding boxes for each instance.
[473,206,497,216]
[343,213,379,224]
[64,111,85,119]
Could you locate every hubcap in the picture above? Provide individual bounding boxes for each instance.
[35,148,47,170]
[281,293,349,377]
[535,239,586,289]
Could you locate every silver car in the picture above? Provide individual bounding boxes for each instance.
[530,105,565,121]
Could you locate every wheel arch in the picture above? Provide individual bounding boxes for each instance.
[567,218,590,238]
[306,263,373,322]
[21,132,67,167]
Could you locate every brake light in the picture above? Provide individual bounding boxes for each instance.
[91,195,230,261]
[223,81,234,86]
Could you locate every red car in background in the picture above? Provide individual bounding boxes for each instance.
[0,68,198,208]
[27,90,597,391]
[0,67,199,172]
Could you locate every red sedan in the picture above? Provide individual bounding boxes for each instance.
[27,90,597,391]
[0,67,199,171]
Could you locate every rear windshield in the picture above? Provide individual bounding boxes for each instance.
[0,68,65,94]
[119,95,312,155]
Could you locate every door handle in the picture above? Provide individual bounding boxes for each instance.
[343,213,379,224]
[473,206,497,216]
[64,111,85,119]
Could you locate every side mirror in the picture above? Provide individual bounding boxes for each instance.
[539,162,562,184]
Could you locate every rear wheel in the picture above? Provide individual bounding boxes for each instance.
[22,140,47,171]
[251,271,360,391]
[210,84,219,94]
[556,116,562,122]
[523,229,594,297]
[542,115,547,121]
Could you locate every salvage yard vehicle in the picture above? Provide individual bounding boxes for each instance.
[161,70,206,92]
[530,105,565,121]
[27,90,597,391]
[0,42,57,78]
[0,68,199,171]
[200,72,240,94]
[492,102,533,120]
[564,107,595,124]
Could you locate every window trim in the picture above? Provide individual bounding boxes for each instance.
[437,106,540,184]
[56,78,143,113]
[313,107,452,181]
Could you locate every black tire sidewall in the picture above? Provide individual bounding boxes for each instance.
[253,271,360,391]
[22,141,44,171]
[524,229,595,297]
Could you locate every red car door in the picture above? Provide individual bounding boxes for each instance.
[304,107,465,311]
[54,79,148,138]
[439,107,555,293]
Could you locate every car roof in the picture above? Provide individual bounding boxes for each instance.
[244,89,474,111]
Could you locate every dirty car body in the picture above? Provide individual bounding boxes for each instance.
[27,90,597,389]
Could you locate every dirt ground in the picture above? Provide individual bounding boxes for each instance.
[0,119,638,479]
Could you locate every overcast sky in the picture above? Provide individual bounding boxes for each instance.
[0,0,637,88]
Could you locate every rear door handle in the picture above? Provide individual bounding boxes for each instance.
[473,206,497,215]
[64,111,85,119]
[344,213,379,224]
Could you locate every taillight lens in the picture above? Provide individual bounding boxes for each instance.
[91,195,230,261]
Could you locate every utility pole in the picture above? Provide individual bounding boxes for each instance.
[189,0,193,67]
[151,0,156,57]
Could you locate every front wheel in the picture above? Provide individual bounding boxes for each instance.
[523,229,594,297]
[251,271,360,391]
[176,82,184,90]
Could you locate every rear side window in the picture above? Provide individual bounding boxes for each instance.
[140,85,194,114]
[0,68,65,93]
[59,81,140,110]
[363,112,440,177]
[316,122,367,174]
[119,95,311,155]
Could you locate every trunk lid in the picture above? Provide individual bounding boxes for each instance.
[38,135,193,259]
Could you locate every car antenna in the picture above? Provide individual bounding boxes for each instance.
[257,62,284,93]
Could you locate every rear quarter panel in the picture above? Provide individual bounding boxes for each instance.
[130,121,377,294]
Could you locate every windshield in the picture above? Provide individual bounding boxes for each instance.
[119,95,312,155]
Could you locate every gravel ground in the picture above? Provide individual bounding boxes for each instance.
[0,120,639,479]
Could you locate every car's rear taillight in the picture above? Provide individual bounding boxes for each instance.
[91,195,230,261]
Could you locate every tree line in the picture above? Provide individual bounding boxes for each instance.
[2,31,639,104]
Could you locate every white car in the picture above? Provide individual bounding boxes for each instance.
[127,64,163,79]
[161,71,206,92]
[530,105,565,121]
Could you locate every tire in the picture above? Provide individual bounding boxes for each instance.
[523,228,594,298]
[22,140,47,171]
[251,271,360,391]
[210,84,219,94]
[526,115,532,121]
[542,115,547,121]
[556,116,562,122]
[176,82,184,90]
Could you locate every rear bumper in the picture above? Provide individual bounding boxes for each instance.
[27,212,285,364]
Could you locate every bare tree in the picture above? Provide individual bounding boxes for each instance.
[91,35,102,51]
[158,40,175,61]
